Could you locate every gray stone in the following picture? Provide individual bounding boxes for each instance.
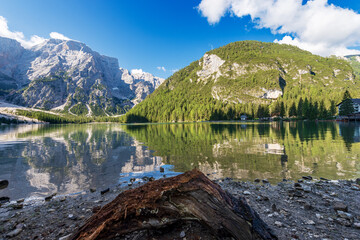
[0,197,10,204]
[337,211,353,220]
[354,222,360,229]
[303,186,311,193]
[243,191,251,195]
[333,202,348,212]
[302,176,312,180]
[304,203,313,210]
[6,228,22,237]
[59,234,72,240]
[305,220,315,225]
[336,218,351,227]
[271,203,278,212]
[0,180,9,190]
[275,221,283,227]
[180,231,185,238]
[68,214,77,220]
[100,188,110,195]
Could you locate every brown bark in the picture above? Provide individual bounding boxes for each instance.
[71,169,277,240]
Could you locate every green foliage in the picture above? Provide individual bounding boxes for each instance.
[256,105,270,118]
[125,41,360,123]
[339,90,355,116]
[0,117,25,124]
[90,104,106,116]
[70,103,88,116]
[288,102,297,117]
[280,102,285,117]
[14,109,125,124]
[16,109,91,123]
[346,55,360,78]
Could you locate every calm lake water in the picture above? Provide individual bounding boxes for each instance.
[0,122,359,200]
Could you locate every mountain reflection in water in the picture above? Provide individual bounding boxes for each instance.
[0,122,359,200]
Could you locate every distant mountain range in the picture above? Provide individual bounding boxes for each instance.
[126,41,360,122]
[1,37,360,122]
[0,37,164,116]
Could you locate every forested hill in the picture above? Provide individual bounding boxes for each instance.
[125,41,360,123]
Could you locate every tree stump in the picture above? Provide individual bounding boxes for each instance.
[71,169,277,240]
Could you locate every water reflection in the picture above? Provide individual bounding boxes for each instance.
[0,121,359,200]
[339,122,360,151]
[0,124,167,200]
[123,122,359,182]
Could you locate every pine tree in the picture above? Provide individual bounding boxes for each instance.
[330,100,337,116]
[280,102,285,117]
[339,90,355,116]
[311,101,319,120]
[289,102,297,117]
[303,98,310,119]
[297,98,303,118]
[272,102,281,116]
[319,100,327,119]
[256,105,264,118]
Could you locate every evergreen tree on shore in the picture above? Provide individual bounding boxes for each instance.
[289,102,297,117]
[339,90,355,116]
[297,98,303,118]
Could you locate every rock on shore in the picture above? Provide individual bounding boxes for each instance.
[0,176,359,239]
[218,178,360,240]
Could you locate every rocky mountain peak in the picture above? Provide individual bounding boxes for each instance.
[0,36,164,116]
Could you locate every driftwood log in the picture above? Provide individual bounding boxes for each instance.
[71,169,277,240]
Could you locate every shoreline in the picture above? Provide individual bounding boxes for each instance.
[0,176,359,240]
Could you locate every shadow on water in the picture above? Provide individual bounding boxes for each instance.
[338,122,360,151]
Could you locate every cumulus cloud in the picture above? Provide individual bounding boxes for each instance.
[0,16,72,49]
[50,32,70,40]
[157,66,166,72]
[0,16,46,48]
[197,0,360,56]
[131,69,144,75]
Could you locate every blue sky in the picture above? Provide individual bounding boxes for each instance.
[1,0,360,78]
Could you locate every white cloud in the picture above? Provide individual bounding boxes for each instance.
[0,16,46,48]
[131,69,144,75]
[0,16,72,49]
[171,69,179,73]
[157,66,166,72]
[197,0,360,56]
[50,32,70,40]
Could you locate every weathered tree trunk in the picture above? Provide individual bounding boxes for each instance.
[71,169,277,240]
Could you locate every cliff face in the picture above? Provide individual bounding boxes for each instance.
[0,37,164,116]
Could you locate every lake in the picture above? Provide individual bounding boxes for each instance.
[0,121,359,200]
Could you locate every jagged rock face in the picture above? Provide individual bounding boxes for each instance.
[120,68,164,105]
[0,37,164,115]
[195,53,284,103]
[197,54,225,82]
[261,89,283,99]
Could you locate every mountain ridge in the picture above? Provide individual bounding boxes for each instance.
[126,41,360,122]
[0,36,164,116]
